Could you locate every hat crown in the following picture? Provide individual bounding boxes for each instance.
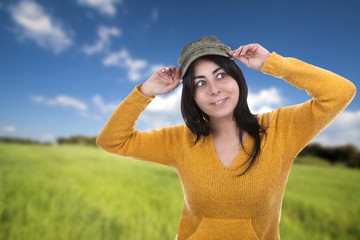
[178,36,230,78]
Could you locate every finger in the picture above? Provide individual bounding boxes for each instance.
[158,67,173,83]
[240,44,252,56]
[175,67,181,80]
[231,46,243,60]
[246,44,256,54]
[168,74,182,90]
[238,45,245,56]
[227,50,235,57]
[162,67,170,72]
[171,66,179,80]
[242,44,258,56]
[229,48,238,59]
[230,49,238,59]
[243,44,257,56]
[170,66,176,79]
[161,67,173,79]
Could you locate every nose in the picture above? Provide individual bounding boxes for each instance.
[208,81,220,95]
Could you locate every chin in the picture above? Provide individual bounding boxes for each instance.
[208,111,234,121]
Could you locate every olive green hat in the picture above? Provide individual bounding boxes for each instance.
[177,36,231,79]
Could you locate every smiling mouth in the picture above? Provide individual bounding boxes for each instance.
[211,98,227,107]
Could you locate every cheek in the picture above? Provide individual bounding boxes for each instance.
[194,93,201,107]
[228,81,240,98]
[234,86,240,100]
[194,91,207,108]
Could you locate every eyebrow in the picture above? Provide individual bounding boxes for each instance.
[194,67,223,80]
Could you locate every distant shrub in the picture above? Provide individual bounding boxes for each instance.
[299,143,360,168]
[57,135,97,146]
[0,137,51,145]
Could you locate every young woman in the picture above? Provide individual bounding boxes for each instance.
[96,36,356,239]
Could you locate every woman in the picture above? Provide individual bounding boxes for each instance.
[96,36,356,239]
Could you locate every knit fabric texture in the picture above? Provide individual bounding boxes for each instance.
[96,52,356,240]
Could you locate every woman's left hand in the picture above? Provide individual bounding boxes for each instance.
[227,44,271,71]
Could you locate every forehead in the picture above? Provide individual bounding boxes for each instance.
[193,58,221,75]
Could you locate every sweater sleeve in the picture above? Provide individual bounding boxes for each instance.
[261,52,356,158]
[96,85,185,167]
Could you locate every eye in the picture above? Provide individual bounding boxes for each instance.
[195,80,206,88]
[217,73,226,79]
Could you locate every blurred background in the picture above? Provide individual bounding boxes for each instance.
[1,0,359,239]
[1,0,360,146]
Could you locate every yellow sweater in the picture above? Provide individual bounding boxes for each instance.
[96,52,356,240]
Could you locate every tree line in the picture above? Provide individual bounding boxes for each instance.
[1,136,359,168]
[0,136,97,146]
[56,135,97,146]
[0,137,51,145]
[298,143,360,168]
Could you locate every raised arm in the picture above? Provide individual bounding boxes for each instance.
[261,52,356,156]
[96,66,183,167]
[230,44,356,158]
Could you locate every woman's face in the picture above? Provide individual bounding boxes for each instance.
[193,58,239,122]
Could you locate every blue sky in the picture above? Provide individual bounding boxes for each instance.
[0,0,359,148]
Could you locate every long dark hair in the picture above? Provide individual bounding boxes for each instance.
[181,55,267,176]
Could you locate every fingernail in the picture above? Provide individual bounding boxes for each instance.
[162,69,165,72]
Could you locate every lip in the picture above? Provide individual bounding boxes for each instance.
[211,98,227,107]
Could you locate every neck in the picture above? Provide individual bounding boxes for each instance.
[210,117,238,137]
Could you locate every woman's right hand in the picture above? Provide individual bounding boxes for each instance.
[140,66,182,97]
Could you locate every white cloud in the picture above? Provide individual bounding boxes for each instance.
[77,0,122,16]
[9,0,72,53]
[151,8,158,22]
[47,95,87,110]
[248,87,284,113]
[103,49,128,65]
[30,94,118,121]
[147,88,181,113]
[103,49,163,81]
[31,95,87,111]
[1,125,16,133]
[313,110,360,148]
[92,94,117,114]
[30,95,45,103]
[128,60,148,81]
[139,86,183,130]
[83,25,121,55]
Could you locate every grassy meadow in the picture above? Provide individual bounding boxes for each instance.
[0,143,359,240]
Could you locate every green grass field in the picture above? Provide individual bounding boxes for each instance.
[1,143,359,240]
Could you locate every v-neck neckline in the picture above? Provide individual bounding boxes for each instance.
[207,131,254,170]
